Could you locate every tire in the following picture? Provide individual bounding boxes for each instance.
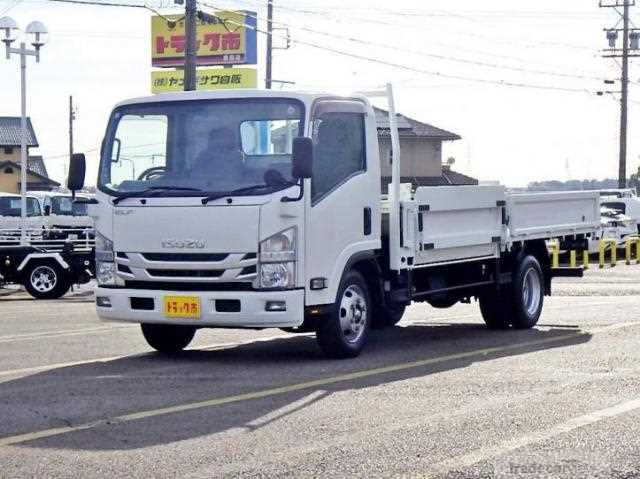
[510,254,544,329]
[373,304,406,328]
[22,261,70,300]
[141,323,197,353]
[479,254,544,330]
[479,290,511,329]
[316,270,371,358]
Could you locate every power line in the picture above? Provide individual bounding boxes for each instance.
[232,0,599,52]
[214,4,609,83]
[199,2,595,94]
[46,0,146,7]
[0,0,24,15]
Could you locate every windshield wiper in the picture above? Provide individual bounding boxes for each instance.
[112,186,203,205]
[201,184,278,205]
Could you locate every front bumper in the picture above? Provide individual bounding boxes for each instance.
[95,286,305,328]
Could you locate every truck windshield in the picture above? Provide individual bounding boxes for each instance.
[98,98,304,196]
[0,197,41,217]
[50,196,88,216]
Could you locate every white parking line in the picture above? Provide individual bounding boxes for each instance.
[0,325,136,344]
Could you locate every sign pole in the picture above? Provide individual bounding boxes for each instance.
[184,0,197,91]
[20,42,27,246]
[265,0,273,89]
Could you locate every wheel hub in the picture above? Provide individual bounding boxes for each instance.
[30,266,57,293]
[339,285,367,344]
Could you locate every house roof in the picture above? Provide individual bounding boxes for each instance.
[381,167,478,190]
[27,155,49,178]
[0,160,60,186]
[374,107,461,141]
[0,117,39,147]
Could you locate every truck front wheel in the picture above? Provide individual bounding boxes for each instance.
[141,324,196,354]
[316,270,371,358]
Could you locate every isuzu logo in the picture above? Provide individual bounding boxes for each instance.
[161,239,206,249]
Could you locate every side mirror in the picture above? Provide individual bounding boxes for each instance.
[67,153,86,192]
[291,137,313,179]
[43,205,51,216]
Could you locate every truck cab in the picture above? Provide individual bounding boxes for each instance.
[74,90,380,356]
[0,192,45,243]
[30,191,94,238]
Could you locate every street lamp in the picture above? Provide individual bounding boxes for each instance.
[0,16,48,245]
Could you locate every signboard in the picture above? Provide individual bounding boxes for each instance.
[151,67,258,93]
[151,11,257,68]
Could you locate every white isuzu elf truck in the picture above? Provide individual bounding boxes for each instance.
[67,85,599,358]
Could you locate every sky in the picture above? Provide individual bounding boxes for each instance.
[0,0,639,187]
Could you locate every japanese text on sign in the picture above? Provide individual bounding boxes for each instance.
[151,12,257,68]
[151,67,258,93]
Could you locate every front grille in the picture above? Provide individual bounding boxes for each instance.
[116,251,258,285]
[239,265,257,276]
[147,269,224,278]
[118,264,133,274]
[141,253,229,262]
[124,281,255,291]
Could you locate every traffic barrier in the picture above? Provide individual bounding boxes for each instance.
[549,241,560,269]
[599,239,618,268]
[583,250,590,270]
[625,236,640,265]
[569,250,577,268]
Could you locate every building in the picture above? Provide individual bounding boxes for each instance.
[0,117,60,194]
[374,107,477,190]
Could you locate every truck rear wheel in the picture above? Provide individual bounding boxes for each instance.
[478,289,512,329]
[316,270,371,358]
[141,324,196,354]
[23,261,70,300]
[479,254,544,330]
[510,254,544,329]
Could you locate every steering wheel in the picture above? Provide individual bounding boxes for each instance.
[137,166,167,181]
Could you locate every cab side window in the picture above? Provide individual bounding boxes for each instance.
[311,112,366,203]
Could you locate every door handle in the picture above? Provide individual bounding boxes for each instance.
[363,207,372,236]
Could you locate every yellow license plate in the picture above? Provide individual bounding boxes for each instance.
[163,296,201,319]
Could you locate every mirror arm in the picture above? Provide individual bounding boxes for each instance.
[281,178,304,203]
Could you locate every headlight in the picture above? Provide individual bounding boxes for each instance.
[96,261,117,286]
[95,231,121,286]
[258,227,296,289]
[260,227,296,263]
[260,262,295,289]
[95,231,114,262]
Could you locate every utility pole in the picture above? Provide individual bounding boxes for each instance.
[265,0,273,89]
[184,0,197,91]
[68,95,75,163]
[601,0,639,188]
[619,1,630,189]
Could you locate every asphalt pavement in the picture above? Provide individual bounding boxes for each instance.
[0,266,639,478]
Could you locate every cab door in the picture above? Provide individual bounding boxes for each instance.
[305,100,381,306]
